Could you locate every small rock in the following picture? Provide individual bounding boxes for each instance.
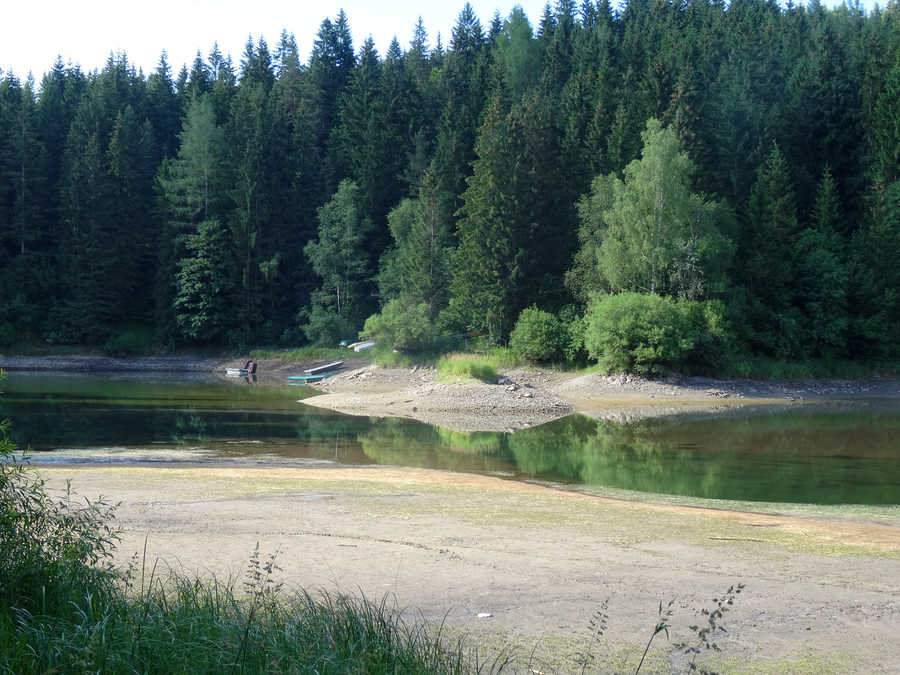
[522,391,534,398]
[497,376,512,385]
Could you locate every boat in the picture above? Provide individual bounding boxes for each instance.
[353,341,376,352]
[225,368,250,377]
[285,374,328,382]
[344,341,366,350]
[303,360,344,375]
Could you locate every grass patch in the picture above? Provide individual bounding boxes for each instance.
[369,344,442,368]
[1,554,487,674]
[437,354,500,383]
[435,347,525,383]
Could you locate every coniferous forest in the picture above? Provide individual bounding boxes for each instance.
[1,1,900,372]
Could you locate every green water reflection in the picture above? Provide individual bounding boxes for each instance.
[2,373,898,504]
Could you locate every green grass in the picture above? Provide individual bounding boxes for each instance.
[1,560,486,674]
[369,344,440,368]
[723,356,900,380]
[436,354,500,383]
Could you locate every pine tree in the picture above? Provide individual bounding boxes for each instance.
[107,105,157,322]
[493,6,541,99]
[309,10,356,192]
[790,167,848,357]
[156,95,227,343]
[738,143,803,356]
[174,218,234,342]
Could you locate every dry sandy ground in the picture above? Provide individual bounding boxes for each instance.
[37,464,900,674]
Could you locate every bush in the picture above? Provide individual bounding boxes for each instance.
[558,305,589,365]
[584,293,730,375]
[0,418,119,621]
[362,300,438,353]
[509,307,566,363]
[303,304,357,347]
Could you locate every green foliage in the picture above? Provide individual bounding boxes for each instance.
[558,305,588,365]
[304,180,374,344]
[102,324,156,356]
[584,293,729,375]
[437,353,500,383]
[1,4,899,366]
[361,300,438,353]
[250,346,348,361]
[174,218,234,343]
[569,119,734,302]
[378,173,454,316]
[0,417,119,622]
[509,306,566,363]
[302,301,357,348]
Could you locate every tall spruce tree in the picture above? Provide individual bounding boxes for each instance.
[156,94,227,344]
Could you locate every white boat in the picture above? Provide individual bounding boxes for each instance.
[225,368,249,377]
[304,360,344,375]
[353,341,376,352]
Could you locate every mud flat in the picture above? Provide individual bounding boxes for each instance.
[36,463,900,674]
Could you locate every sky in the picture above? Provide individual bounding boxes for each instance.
[1,1,550,81]
[1,0,880,83]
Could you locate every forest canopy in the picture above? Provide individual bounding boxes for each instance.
[1,0,899,371]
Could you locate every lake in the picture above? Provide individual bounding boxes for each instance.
[1,372,899,505]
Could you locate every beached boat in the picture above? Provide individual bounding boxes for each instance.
[352,341,376,352]
[285,374,328,382]
[304,360,344,375]
[225,368,250,377]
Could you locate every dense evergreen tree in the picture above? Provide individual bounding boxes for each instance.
[0,1,897,366]
[156,95,226,343]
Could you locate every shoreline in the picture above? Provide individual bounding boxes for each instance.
[2,354,898,431]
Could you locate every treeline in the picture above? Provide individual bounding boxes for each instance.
[1,0,899,369]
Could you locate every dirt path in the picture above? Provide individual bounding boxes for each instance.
[37,464,900,674]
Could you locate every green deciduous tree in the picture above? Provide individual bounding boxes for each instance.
[303,180,374,344]
[378,170,454,316]
[568,118,733,303]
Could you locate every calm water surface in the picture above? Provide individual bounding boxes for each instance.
[2,372,899,505]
